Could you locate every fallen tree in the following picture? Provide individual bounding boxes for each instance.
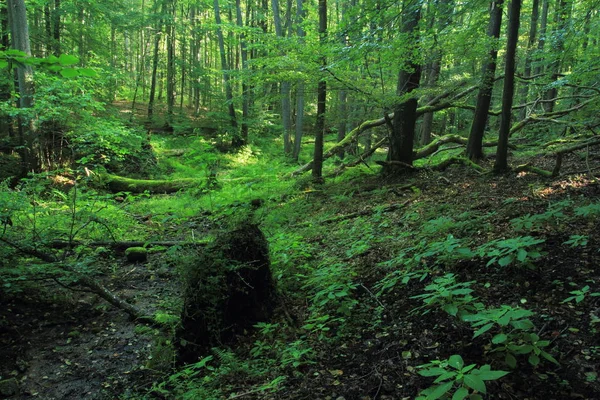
[101,174,205,194]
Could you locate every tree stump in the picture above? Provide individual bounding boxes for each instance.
[177,224,276,364]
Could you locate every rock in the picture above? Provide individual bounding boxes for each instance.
[125,247,147,262]
[0,378,19,397]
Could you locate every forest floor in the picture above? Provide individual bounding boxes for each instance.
[1,123,600,399]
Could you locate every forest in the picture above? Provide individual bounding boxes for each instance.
[0,0,600,398]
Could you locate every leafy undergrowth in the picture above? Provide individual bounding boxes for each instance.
[2,133,600,400]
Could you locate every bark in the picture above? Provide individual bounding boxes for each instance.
[518,0,539,121]
[466,0,504,161]
[312,0,327,181]
[214,0,240,145]
[7,0,38,173]
[166,0,176,128]
[147,0,164,120]
[292,0,306,161]
[236,0,250,144]
[101,174,205,194]
[386,2,421,172]
[494,0,522,172]
[534,0,549,76]
[543,0,569,113]
[271,0,292,154]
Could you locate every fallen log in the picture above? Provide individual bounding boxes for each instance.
[49,239,208,250]
[101,174,204,194]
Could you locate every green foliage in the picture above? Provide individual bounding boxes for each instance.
[562,284,600,304]
[563,235,588,247]
[302,262,358,317]
[463,306,559,368]
[477,236,545,269]
[416,355,509,400]
[510,200,572,232]
[410,274,480,318]
[574,203,600,218]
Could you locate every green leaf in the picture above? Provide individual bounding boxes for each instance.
[473,323,494,338]
[426,381,454,400]
[452,387,469,400]
[528,354,540,366]
[434,371,457,383]
[464,374,486,394]
[448,355,464,370]
[58,54,80,66]
[418,367,448,377]
[0,60,8,69]
[517,248,528,262]
[540,351,560,365]
[492,333,508,344]
[78,68,97,77]
[505,353,517,368]
[511,319,535,330]
[498,255,514,267]
[60,68,79,78]
[444,304,459,316]
[476,369,510,380]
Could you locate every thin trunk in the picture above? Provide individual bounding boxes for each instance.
[235,0,250,144]
[519,0,539,120]
[292,0,306,161]
[52,0,60,55]
[166,0,176,128]
[543,0,569,113]
[312,0,327,181]
[494,0,522,172]
[272,0,292,154]
[466,0,504,161]
[534,0,549,76]
[147,1,164,120]
[214,0,240,144]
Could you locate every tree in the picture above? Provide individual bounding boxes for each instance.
[312,0,327,181]
[494,0,522,172]
[7,0,37,173]
[385,1,421,172]
[272,0,293,154]
[466,0,504,161]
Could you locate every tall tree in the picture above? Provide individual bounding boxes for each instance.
[292,0,306,162]
[519,0,539,120]
[312,0,327,180]
[386,0,421,171]
[466,0,504,161]
[214,0,240,145]
[7,0,37,172]
[148,0,165,120]
[494,0,522,172]
[272,0,293,154]
[235,0,250,144]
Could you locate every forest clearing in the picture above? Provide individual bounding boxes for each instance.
[1,0,600,399]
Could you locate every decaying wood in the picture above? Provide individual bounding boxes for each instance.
[318,199,413,225]
[429,156,485,172]
[50,239,207,250]
[101,174,204,194]
[514,164,554,177]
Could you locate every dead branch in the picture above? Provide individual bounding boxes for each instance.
[514,164,554,177]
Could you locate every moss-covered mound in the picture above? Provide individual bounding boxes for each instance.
[177,224,276,364]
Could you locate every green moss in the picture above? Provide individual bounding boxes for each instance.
[125,246,148,262]
[103,173,204,194]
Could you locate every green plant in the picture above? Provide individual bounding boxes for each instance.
[301,262,358,316]
[562,284,600,304]
[463,306,558,368]
[574,203,600,218]
[280,340,315,368]
[477,236,545,268]
[563,235,588,248]
[416,354,509,400]
[410,274,480,318]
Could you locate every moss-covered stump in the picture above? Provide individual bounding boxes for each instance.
[177,224,276,364]
[125,247,148,262]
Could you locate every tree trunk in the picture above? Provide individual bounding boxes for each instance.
[7,0,38,173]
[466,0,504,161]
[166,0,176,128]
[214,0,240,145]
[534,0,549,76]
[543,0,569,113]
[519,0,539,120]
[494,0,522,173]
[386,2,421,172]
[312,0,327,181]
[147,0,164,120]
[271,0,292,154]
[292,0,306,162]
[236,0,250,144]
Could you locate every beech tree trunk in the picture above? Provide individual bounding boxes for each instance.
[236,0,250,144]
[292,0,306,162]
[272,0,292,154]
[519,0,539,121]
[7,0,38,173]
[214,0,240,145]
[494,0,521,172]
[312,0,327,181]
[466,0,504,161]
[386,2,421,171]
